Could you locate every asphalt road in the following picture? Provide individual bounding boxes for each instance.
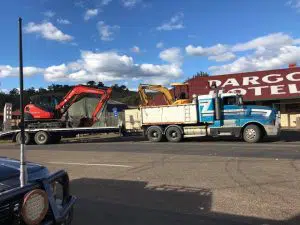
[0,136,299,225]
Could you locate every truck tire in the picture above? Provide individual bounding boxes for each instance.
[165,126,183,142]
[147,126,163,142]
[16,132,31,145]
[243,125,261,143]
[34,131,50,145]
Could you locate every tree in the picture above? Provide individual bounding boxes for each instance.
[9,88,19,96]
[97,82,104,88]
[26,87,36,95]
[47,84,71,94]
[38,88,47,93]
[87,81,96,87]
[194,71,209,77]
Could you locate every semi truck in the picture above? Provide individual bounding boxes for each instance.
[124,90,280,143]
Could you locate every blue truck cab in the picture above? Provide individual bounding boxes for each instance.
[198,93,280,142]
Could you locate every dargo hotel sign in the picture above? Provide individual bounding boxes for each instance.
[203,69,300,101]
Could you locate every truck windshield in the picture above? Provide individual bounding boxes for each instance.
[237,95,244,105]
[223,96,237,105]
[223,96,244,105]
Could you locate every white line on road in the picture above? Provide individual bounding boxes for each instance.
[48,162,133,168]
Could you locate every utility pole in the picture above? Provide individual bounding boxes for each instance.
[19,17,27,187]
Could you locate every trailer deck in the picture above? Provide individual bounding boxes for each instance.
[0,126,121,138]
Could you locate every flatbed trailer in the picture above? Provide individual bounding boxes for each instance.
[0,126,121,145]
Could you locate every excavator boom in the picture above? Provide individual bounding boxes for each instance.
[138,84,175,106]
[138,83,190,106]
[55,85,113,122]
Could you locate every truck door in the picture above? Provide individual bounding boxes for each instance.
[221,96,244,126]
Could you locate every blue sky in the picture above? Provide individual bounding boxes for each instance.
[1,0,300,91]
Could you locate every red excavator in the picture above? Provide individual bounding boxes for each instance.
[24,85,112,128]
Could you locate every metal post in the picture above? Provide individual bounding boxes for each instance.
[19,17,27,187]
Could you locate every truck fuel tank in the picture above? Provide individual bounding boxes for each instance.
[183,126,207,137]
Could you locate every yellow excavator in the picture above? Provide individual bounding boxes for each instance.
[138,83,190,106]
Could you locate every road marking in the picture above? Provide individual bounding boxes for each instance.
[48,162,133,168]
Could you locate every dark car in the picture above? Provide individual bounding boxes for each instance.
[0,157,76,225]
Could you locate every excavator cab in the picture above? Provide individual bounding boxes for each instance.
[25,94,62,120]
[171,83,190,105]
[29,95,61,113]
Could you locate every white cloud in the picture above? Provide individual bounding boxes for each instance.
[101,0,113,5]
[130,46,140,53]
[156,42,164,49]
[209,45,300,75]
[44,64,69,81]
[122,0,142,8]
[97,21,120,41]
[0,65,43,78]
[1,50,183,85]
[286,0,300,10]
[0,89,9,94]
[186,32,300,74]
[74,1,85,8]
[159,47,183,65]
[43,51,182,84]
[43,10,55,18]
[157,12,184,31]
[24,22,73,42]
[57,18,71,25]
[231,33,293,52]
[186,44,228,56]
[208,52,236,62]
[84,9,99,21]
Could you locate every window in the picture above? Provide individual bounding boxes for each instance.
[223,96,237,105]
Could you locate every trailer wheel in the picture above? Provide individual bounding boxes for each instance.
[147,126,163,142]
[16,132,31,145]
[166,126,183,142]
[243,125,261,143]
[34,131,50,145]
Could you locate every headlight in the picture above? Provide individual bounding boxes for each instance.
[21,189,48,225]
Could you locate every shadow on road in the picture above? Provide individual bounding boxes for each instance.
[70,178,298,225]
[278,130,300,142]
[61,130,300,145]
[61,134,146,144]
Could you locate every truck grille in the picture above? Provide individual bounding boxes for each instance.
[0,200,21,225]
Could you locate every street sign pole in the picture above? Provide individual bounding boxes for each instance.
[19,17,28,187]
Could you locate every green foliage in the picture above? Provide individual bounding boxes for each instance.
[86,81,105,89]
[0,82,140,111]
[194,71,209,77]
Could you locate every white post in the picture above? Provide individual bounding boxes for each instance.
[3,103,12,131]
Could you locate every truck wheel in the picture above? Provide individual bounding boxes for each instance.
[166,126,182,142]
[147,126,163,142]
[243,125,261,143]
[16,132,31,145]
[34,131,50,145]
